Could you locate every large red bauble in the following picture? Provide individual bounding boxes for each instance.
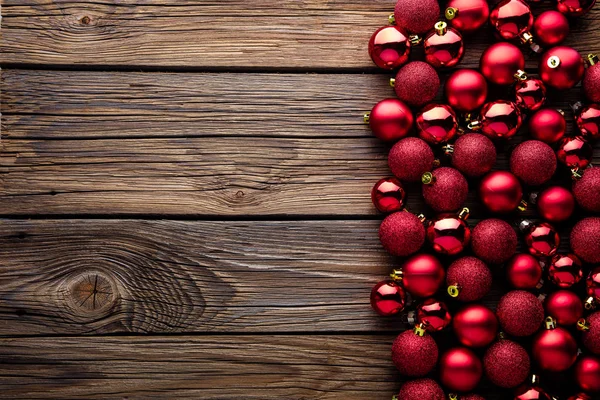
[484,340,530,388]
[445,0,489,34]
[445,69,488,112]
[510,140,557,186]
[497,290,544,337]
[480,42,525,85]
[392,329,438,376]
[368,26,411,70]
[536,186,575,223]
[544,290,583,326]
[515,78,546,112]
[447,256,492,302]
[416,104,458,144]
[394,0,440,34]
[394,61,440,107]
[582,311,600,354]
[453,304,498,348]
[422,167,468,212]
[548,253,583,288]
[557,0,596,17]
[556,136,593,170]
[583,59,600,102]
[575,355,600,393]
[424,24,464,68]
[528,109,566,144]
[480,100,522,139]
[379,211,426,257]
[574,167,600,213]
[439,347,482,392]
[370,280,406,316]
[371,177,405,213]
[400,253,445,298]
[368,98,414,142]
[506,254,542,290]
[571,217,600,264]
[532,324,578,372]
[539,46,585,90]
[416,298,452,332]
[514,384,553,400]
[389,137,435,182]
[489,0,533,41]
[479,171,523,213]
[576,103,600,140]
[533,11,570,48]
[397,379,445,400]
[471,219,517,264]
[451,133,496,177]
[426,214,470,255]
[522,221,560,258]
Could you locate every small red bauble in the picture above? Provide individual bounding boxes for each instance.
[447,256,492,302]
[484,340,530,388]
[426,212,470,255]
[521,220,560,258]
[416,104,458,144]
[528,109,566,144]
[367,98,414,142]
[575,355,600,393]
[445,69,488,112]
[368,26,411,70]
[453,304,498,348]
[532,320,578,372]
[539,46,585,90]
[583,55,600,102]
[497,290,545,337]
[576,103,600,140]
[574,166,600,212]
[394,0,441,34]
[393,61,440,107]
[416,298,452,332]
[548,253,583,288]
[510,140,557,186]
[399,253,445,298]
[582,311,600,354]
[379,211,426,257]
[371,177,405,213]
[557,0,596,17]
[571,217,600,264]
[556,136,593,170]
[506,254,542,290]
[450,133,496,177]
[536,186,575,223]
[439,347,482,392]
[424,22,464,69]
[445,0,490,34]
[514,384,553,400]
[587,268,600,310]
[472,218,517,264]
[479,171,523,213]
[422,167,468,212]
[397,378,445,400]
[568,394,592,400]
[480,100,522,139]
[544,290,583,325]
[489,0,533,41]
[515,77,547,112]
[392,326,438,376]
[480,42,525,85]
[533,11,570,48]
[370,280,406,316]
[389,137,435,183]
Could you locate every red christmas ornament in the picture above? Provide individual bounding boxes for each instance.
[506,254,543,290]
[370,280,406,316]
[461,395,485,400]
[583,55,600,102]
[392,325,438,376]
[544,290,583,326]
[394,0,441,34]
[445,69,488,112]
[439,347,482,392]
[415,298,452,332]
[556,136,593,171]
[574,167,600,212]
[575,355,600,393]
[586,268,600,312]
[447,256,492,302]
[393,61,440,107]
[582,311,600,354]
[514,380,553,400]
[445,0,490,34]
[388,137,435,182]
[449,133,496,177]
[571,217,600,264]
[480,42,525,85]
[379,211,426,257]
[521,220,560,258]
[479,171,523,213]
[367,98,414,142]
[422,167,469,212]
[528,109,566,144]
[368,26,411,70]
[576,103,600,140]
[416,104,458,144]
[567,393,592,400]
[484,340,531,388]
[424,22,464,68]
[396,253,445,298]
[557,0,596,17]
[453,304,498,348]
[510,140,557,186]
[515,77,547,112]
[497,290,545,337]
[533,11,570,48]
[472,218,517,264]
[426,210,471,255]
[548,253,583,288]
[532,318,578,372]
[480,100,523,139]
[489,0,533,41]
[371,177,406,213]
[397,378,445,400]
[536,186,575,223]
[539,46,585,90]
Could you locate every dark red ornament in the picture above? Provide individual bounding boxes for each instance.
[557,0,596,17]
[556,136,593,171]
[397,378,445,400]
[415,298,452,332]
[396,253,445,298]
[445,0,490,34]
[480,100,523,139]
[371,177,405,213]
[536,186,575,223]
[368,26,411,70]
[472,218,517,264]
[453,304,498,348]
[497,290,545,337]
[539,46,585,90]
[450,133,496,177]
[393,61,440,107]
[439,347,482,392]
[548,253,583,288]
[479,171,523,213]
[370,280,406,316]
[426,210,471,255]
[379,211,426,257]
[389,137,435,182]
[447,256,492,302]
[484,340,530,388]
[568,393,592,400]
[515,77,547,112]
[506,254,543,290]
[480,42,525,85]
[489,0,533,41]
[422,167,469,212]
[545,290,583,326]
[462,395,485,400]
[514,380,553,400]
[532,318,578,372]
[416,104,458,144]
[583,55,600,102]
[528,109,566,144]
[575,355,600,393]
[510,140,557,186]
[445,69,488,112]
[521,220,560,258]
[574,166,600,212]
[533,11,570,48]
[394,0,441,34]
[367,98,414,142]
[582,311,600,354]
[586,268,600,311]
[424,22,464,68]
[571,217,600,264]
[392,325,438,376]
[576,103,600,140]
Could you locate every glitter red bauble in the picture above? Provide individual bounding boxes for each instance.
[394,0,441,34]
[557,0,596,17]
[539,46,585,90]
[453,304,498,348]
[480,42,525,85]
[544,290,583,326]
[489,0,533,41]
[422,167,469,212]
[533,11,570,48]
[574,167,600,212]
[510,140,557,186]
[379,211,426,257]
[370,280,406,316]
[397,378,445,400]
[484,340,530,388]
[583,63,600,102]
[446,0,490,34]
[394,62,440,107]
[556,136,593,170]
[506,254,542,290]
[497,290,544,337]
[480,100,523,139]
[536,186,575,223]
[515,78,546,112]
[368,26,411,70]
[582,311,600,354]
[528,109,566,144]
[522,221,560,258]
[472,218,517,264]
[570,217,600,264]
[389,137,435,182]
[514,384,552,400]
[576,103,600,140]
[424,24,464,69]
[532,325,577,372]
[451,133,496,177]
[439,347,482,392]
[401,253,445,298]
[426,214,470,255]
[368,98,414,142]
[371,177,405,213]
[447,256,492,302]
[416,104,458,144]
[445,69,488,112]
[575,355,600,393]
[548,253,583,288]
[392,330,438,376]
[416,298,452,332]
[479,171,523,213]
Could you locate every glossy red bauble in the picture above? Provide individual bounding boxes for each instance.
[497,290,545,337]
[522,221,560,257]
[479,171,523,213]
[490,0,533,41]
[510,140,557,186]
[445,0,490,34]
[398,379,445,400]
[370,280,406,316]
[480,42,525,85]
[575,355,600,393]
[514,384,553,400]
[532,324,578,372]
[371,177,405,213]
[582,311,600,354]
[424,23,464,69]
[587,268,600,308]
[536,186,575,223]
[548,253,583,288]
[557,0,596,17]
[471,219,517,264]
[400,253,445,298]
[389,137,435,182]
[422,167,469,212]
[515,78,546,112]
[529,109,566,144]
[439,347,482,392]
[368,26,411,70]
[480,101,522,139]
[583,59,600,102]
[573,167,600,212]
[416,104,458,144]
[394,61,440,107]
[394,0,441,34]
[571,217,600,264]
[367,98,414,142]
[533,11,570,48]
[416,298,452,332]
[544,290,583,325]
[576,103,600,140]
[484,340,531,388]
[453,304,498,348]
[392,329,438,376]
[539,46,585,90]
[426,214,470,255]
[447,256,492,302]
[568,393,593,400]
[379,211,426,257]
[451,133,496,177]
[506,254,542,290]
[445,69,488,112]
[556,136,593,170]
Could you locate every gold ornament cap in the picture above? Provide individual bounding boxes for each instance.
[448,283,461,298]
[544,316,557,330]
[445,7,458,20]
[421,172,435,185]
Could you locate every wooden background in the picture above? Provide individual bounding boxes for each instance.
[0,1,599,399]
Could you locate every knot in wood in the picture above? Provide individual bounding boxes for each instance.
[64,271,117,316]
[80,16,91,25]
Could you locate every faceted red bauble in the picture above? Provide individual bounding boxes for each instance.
[479,171,523,213]
[472,218,517,264]
[379,211,426,256]
[533,11,570,48]
[545,290,583,325]
[424,24,464,68]
[522,221,560,257]
[416,104,458,144]
[583,62,600,102]
[528,109,566,144]
[484,340,530,388]
[422,167,469,212]
[401,253,445,298]
[514,384,552,400]
[394,0,441,34]
[370,280,406,316]
[574,167,600,212]
[394,61,440,107]
[548,253,583,288]
[446,0,490,34]
[557,0,596,17]
[416,298,452,332]
[515,78,546,112]
[453,304,498,348]
[451,133,496,177]
[536,186,575,223]
[556,136,593,170]
[447,256,492,302]
[582,311,600,354]
[480,100,522,139]
[539,46,585,90]
[389,137,435,182]
[490,0,533,40]
[497,290,544,336]
[575,355,600,393]
[392,329,438,376]
[480,42,525,85]
[510,140,557,186]
[576,103,600,140]
[368,98,414,142]
[368,26,411,70]
[445,69,488,112]
[371,177,405,213]
[571,217,600,264]
[532,325,578,372]
[506,254,542,290]
[439,347,482,392]
[397,378,445,400]
[426,214,470,255]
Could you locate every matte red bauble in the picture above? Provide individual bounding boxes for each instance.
[367,98,414,142]
[445,0,490,34]
[447,256,492,302]
[416,298,452,332]
[394,0,441,34]
[397,378,445,400]
[583,55,600,102]
[575,355,600,393]
[489,0,533,41]
[548,253,583,288]
[528,109,566,144]
[392,326,438,376]
[479,171,523,213]
[576,103,600,140]
[570,217,600,264]
[368,26,411,70]
[514,382,553,400]
[480,42,525,85]
[422,167,469,212]
[544,290,583,325]
[453,304,498,348]
[399,253,445,298]
[521,220,560,257]
[389,137,435,182]
[536,186,575,223]
[556,136,593,170]
[582,311,600,354]
[370,280,406,316]
[532,320,578,372]
[379,211,426,257]
[510,140,557,186]
[450,133,496,177]
[426,212,470,255]
[472,218,517,264]
[393,62,440,107]
[445,69,488,112]
[533,11,569,48]
[539,46,585,90]
[515,78,546,112]
[484,340,530,388]
[557,0,596,17]
[480,100,522,139]
[439,347,482,392]
[497,290,544,337]
[371,177,405,213]
[424,22,464,69]
[506,254,542,290]
[573,167,600,212]
[416,104,458,144]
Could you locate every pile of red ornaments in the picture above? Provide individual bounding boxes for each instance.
[367,0,600,398]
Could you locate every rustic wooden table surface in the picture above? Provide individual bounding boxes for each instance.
[0,1,599,399]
